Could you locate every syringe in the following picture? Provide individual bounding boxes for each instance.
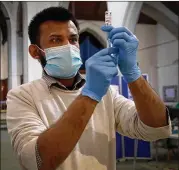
[105,11,120,75]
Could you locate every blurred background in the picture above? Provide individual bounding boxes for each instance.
[0,1,179,170]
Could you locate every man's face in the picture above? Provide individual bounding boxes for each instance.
[29,20,79,61]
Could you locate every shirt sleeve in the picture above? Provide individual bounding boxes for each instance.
[6,87,47,170]
[110,87,172,141]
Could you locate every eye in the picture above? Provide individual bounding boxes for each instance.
[50,37,61,44]
[69,37,78,44]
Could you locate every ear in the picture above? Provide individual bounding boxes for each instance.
[29,44,41,59]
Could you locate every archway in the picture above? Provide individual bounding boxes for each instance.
[139,3,178,37]
[0,2,10,107]
[79,31,104,73]
[79,22,107,47]
[68,1,107,74]
[68,1,107,48]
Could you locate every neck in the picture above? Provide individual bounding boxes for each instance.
[57,77,76,88]
[44,70,76,88]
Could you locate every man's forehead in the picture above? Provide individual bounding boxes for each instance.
[39,20,78,34]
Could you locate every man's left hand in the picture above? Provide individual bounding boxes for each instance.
[101,25,141,83]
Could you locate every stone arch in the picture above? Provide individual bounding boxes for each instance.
[79,31,104,71]
[122,2,143,32]
[141,2,178,37]
[1,2,24,89]
[0,2,12,20]
[0,2,11,97]
[121,1,178,36]
[0,2,11,48]
[79,21,107,47]
[107,1,178,37]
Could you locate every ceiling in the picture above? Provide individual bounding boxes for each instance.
[69,1,107,21]
[69,1,179,25]
[162,1,179,16]
[138,12,157,25]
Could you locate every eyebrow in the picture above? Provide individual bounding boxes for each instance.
[48,33,79,39]
[49,34,63,38]
[70,34,79,38]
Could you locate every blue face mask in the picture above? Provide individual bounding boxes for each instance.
[43,44,82,79]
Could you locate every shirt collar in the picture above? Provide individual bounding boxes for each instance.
[42,71,85,90]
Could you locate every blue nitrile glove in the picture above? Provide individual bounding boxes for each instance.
[101,25,141,83]
[81,48,118,102]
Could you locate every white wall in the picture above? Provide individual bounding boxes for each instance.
[156,24,178,106]
[107,1,129,27]
[135,24,178,105]
[135,24,158,92]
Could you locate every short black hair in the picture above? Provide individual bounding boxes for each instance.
[28,6,79,45]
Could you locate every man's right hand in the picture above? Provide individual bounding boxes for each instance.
[82,47,118,102]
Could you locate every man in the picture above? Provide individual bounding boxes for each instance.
[6,6,171,170]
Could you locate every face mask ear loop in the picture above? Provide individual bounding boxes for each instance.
[33,45,47,69]
[35,45,45,54]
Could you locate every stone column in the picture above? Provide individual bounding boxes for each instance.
[1,2,22,90]
[8,19,22,89]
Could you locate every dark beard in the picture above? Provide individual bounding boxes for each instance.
[39,55,47,68]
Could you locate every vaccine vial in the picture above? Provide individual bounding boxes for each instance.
[105,11,112,47]
[105,11,112,26]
